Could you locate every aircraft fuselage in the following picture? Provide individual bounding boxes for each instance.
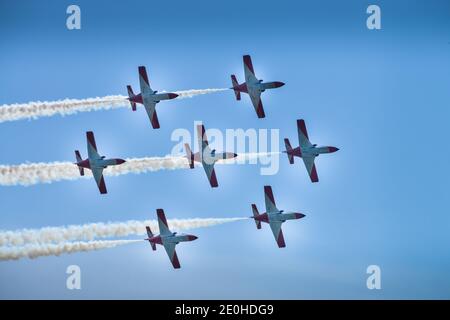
[254,211,305,224]
[290,145,339,158]
[199,150,237,165]
[147,233,198,246]
[76,157,125,170]
[233,80,285,95]
[129,91,178,105]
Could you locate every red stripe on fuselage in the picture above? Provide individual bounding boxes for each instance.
[129,93,143,104]
[255,213,269,223]
[149,235,162,245]
[234,83,248,93]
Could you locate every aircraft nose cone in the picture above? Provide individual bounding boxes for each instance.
[296,213,306,219]
[188,235,198,241]
[233,153,239,158]
[329,147,339,153]
[117,159,126,164]
[168,93,179,99]
[276,81,285,88]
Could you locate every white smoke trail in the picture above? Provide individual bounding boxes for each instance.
[0,152,278,187]
[0,95,128,123]
[0,240,140,261]
[0,156,188,186]
[0,89,228,123]
[174,88,228,98]
[0,217,246,247]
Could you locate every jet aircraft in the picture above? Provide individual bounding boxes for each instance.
[74,131,126,194]
[283,119,339,182]
[230,55,284,118]
[145,209,198,269]
[126,66,178,128]
[184,124,238,188]
[251,185,305,248]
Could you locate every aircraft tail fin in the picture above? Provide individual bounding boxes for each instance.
[231,75,241,100]
[74,150,84,176]
[145,226,156,251]
[126,85,137,111]
[284,138,295,164]
[184,143,195,169]
[251,204,262,230]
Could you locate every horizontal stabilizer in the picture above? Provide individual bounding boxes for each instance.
[74,150,84,176]
[251,204,261,229]
[184,143,195,169]
[284,138,294,164]
[231,75,241,100]
[146,226,156,251]
[127,85,137,111]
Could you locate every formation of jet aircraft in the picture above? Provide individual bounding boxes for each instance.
[68,55,339,269]
[74,131,126,194]
[184,124,238,188]
[145,209,198,269]
[283,119,339,182]
[251,186,305,248]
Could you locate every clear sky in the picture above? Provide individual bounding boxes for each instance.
[0,0,450,299]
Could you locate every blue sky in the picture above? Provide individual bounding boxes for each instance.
[1,0,450,299]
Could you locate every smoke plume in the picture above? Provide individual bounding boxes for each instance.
[0,89,228,123]
[0,217,246,246]
[0,240,140,261]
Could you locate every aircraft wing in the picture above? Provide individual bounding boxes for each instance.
[248,87,265,118]
[243,55,258,83]
[201,160,218,188]
[143,100,160,129]
[264,185,279,213]
[91,167,107,194]
[302,155,319,183]
[197,124,210,153]
[269,220,286,248]
[162,241,181,269]
[138,66,153,95]
[86,131,100,160]
[156,209,171,236]
[297,119,312,148]
[138,66,160,128]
